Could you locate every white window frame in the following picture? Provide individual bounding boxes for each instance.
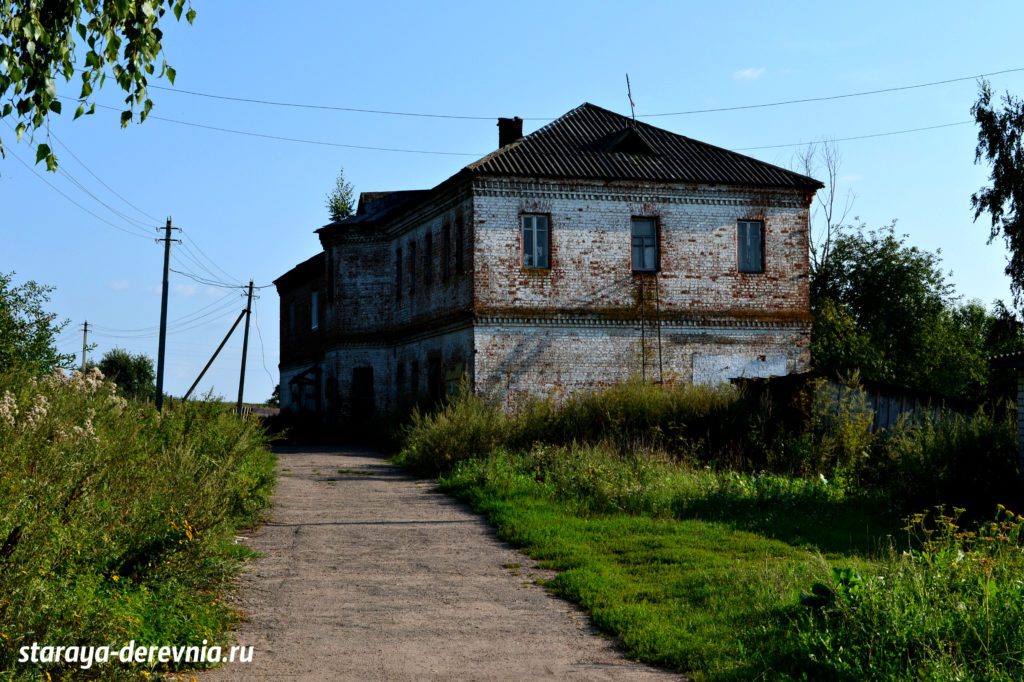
[521,214,550,269]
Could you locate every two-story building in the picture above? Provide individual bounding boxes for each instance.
[275,103,822,421]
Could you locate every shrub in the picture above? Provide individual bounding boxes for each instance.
[397,387,508,476]
[0,367,275,678]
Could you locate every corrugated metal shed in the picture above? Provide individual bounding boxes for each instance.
[467,102,823,190]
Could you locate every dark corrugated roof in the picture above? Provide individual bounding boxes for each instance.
[273,251,324,288]
[467,103,823,189]
[317,190,431,233]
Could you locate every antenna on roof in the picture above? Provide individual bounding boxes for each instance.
[626,73,637,125]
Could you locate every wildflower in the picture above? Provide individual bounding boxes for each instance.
[25,394,48,428]
[0,391,17,428]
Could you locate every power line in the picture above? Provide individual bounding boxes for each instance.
[252,302,276,388]
[56,164,155,230]
[61,98,482,155]
[144,66,1024,120]
[1,142,152,240]
[91,290,238,333]
[170,267,246,289]
[734,120,974,151]
[180,236,242,285]
[174,246,236,286]
[48,130,162,224]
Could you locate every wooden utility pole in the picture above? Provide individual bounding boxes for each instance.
[80,320,89,370]
[236,280,254,414]
[155,217,179,411]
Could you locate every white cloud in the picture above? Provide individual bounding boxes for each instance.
[108,279,129,290]
[734,67,766,80]
[174,284,198,296]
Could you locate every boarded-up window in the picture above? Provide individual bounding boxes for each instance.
[455,216,465,275]
[738,220,764,273]
[631,217,658,272]
[442,223,451,281]
[425,232,433,286]
[395,247,402,300]
[409,240,417,296]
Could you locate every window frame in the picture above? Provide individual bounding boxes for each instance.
[310,290,319,330]
[630,216,659,273]
[520,213,551,270]
[737,219,765,274]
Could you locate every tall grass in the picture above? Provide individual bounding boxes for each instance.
[0,368,275,679]
[795,507,1024,681]
[403,379,1024,678]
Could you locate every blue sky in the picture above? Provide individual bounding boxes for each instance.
[3,1,1023,402]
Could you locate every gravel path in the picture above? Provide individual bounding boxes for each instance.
[201,446,682,681]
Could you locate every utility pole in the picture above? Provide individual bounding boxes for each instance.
[155,217,180,411]
[236,280,254,414]
[80,320,89,370]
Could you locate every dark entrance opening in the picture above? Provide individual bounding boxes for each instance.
[351,367,375,420]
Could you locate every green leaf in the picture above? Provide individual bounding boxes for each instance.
[35,143,50,165]
[165,65,175,85]
[45,151,58,172]
[173,1,183,20]
[120,109,132,127]
[74,103,85,120]
[186,8,196,24]
[48,100,61,115]
[14,122,25,141]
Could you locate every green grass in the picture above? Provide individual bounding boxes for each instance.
[439,451,883,679]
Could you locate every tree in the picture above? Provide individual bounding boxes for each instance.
[792,139,855,289]
[811,224,952,391]
[811,224,1024,400]
[972,80,1024,308]
[0,271,74,375]
[325,167,355,222]
[97,347,155,400]
[0,1,196,170]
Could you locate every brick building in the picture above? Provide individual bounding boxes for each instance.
[275,103,822,420]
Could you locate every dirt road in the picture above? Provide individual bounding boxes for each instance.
[202,446,681,681]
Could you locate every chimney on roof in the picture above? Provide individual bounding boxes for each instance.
[497,116,523,147]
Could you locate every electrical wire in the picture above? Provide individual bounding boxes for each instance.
[252,303,276,388]
[734,120,974,151]
[143,66,1024,120]
[48,130,162,224]
[91,290,237,333]
[1,142,152,240]
[181,233,241,284]
[170,267,246,289]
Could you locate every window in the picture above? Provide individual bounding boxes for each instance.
[425,232,433,286]
[737,220,764,273]
[442,223,451,281]
[395,247,402,300]
[409,240,417,296]
[310,291,319,330]
[455,215,465,274]
[521,214,550,268]
[631,217,658,272]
